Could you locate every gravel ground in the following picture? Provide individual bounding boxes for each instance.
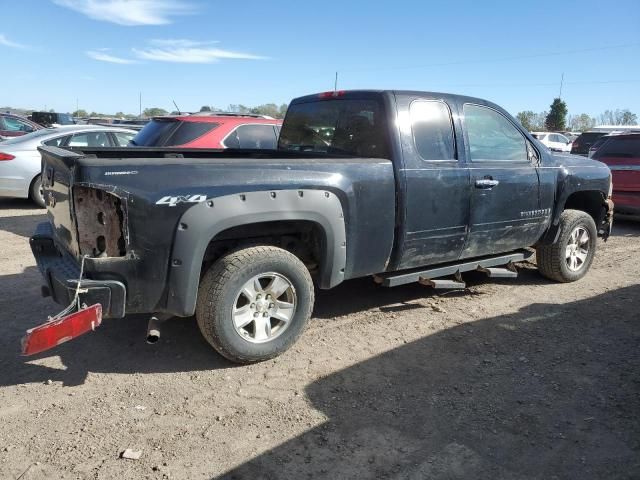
[0,198,638,480]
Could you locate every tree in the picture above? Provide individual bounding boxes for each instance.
[620,110,637,125]
[545,98,567,131]
[278,103,288,119]
[568,113,595,132]
[227,104,251,114]
[596,109,637,126]
[200,105,212,112]
[516,111,536,131]
[72,109,88,118]
[143,107,168,117]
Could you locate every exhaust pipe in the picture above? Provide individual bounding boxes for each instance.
[146,316,162,344]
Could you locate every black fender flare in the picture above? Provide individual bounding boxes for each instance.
[165,189,347,317]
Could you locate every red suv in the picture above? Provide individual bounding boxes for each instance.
[130,113,282,149]
[591,133,640,214]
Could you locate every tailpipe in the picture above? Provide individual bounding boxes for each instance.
[146,316,162,344]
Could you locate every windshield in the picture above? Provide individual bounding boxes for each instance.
[0,128,58,145]
[278,99,389,158]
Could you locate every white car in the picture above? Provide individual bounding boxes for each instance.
[531,132,572,153]
[0,125,135,207]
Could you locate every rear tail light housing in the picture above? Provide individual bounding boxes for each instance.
[0,152,15,161]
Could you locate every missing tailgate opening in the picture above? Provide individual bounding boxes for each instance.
[74,186,126,257]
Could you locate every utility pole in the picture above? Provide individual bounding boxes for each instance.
[334,71,338,91]
[76,98,79,115]
[559,72,564,99]
[139,92,142,117]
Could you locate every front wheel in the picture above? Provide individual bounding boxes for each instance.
[536,209,597,282]
[196,246,314,364]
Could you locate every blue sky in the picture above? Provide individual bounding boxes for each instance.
[1,0,639,117]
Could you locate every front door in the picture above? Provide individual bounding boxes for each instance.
[461,103,545,258]
[395,95,471,270]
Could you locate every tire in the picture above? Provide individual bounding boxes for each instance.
[536,209,597,282]
[196,245,314,364]
[29,175,45,208]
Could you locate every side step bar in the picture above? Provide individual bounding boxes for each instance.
[375,250,533,288]
[418,278,467,289]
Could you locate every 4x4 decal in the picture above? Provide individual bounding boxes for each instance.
[156,194,207,207]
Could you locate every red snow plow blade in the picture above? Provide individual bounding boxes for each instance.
[21,304,102,356]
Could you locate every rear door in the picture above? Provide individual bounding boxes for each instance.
[394,95,471,269]
[460,103,544,258]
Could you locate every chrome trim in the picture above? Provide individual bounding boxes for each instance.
[608,165,640,171]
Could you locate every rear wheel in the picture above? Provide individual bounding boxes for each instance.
[536,209,597,282]
[196,245,314,364]
[29,175,45,208]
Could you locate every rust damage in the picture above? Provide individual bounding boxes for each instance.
[74,186,127,257]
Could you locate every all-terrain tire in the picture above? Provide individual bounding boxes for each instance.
[29,175,45,208]
[536,209,597,282]
[196,245,314,364]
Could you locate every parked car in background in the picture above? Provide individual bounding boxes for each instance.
[0,113,43,140]
[561,132,580,143]
[30,111,76,127]
[572,126,640,156]
[131,113,282,149]
[531,132,572,152]
[0,125,135,207]
[590,133,640,214]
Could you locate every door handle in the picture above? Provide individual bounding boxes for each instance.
[475,178,500,189]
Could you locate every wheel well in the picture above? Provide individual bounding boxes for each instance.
[563,190,606,225]
[201,220,325,279]
[28,173,41,198]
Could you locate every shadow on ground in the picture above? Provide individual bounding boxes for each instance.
[0,198,41,211]
[612,215,640,238]
[221,285,640,480]
[0,199,46,238]
[0,255,553,388]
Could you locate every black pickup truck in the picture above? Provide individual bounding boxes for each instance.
[28,90,613,363]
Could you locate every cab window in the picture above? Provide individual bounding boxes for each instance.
[410,100,456,161]
[463,104,527,162]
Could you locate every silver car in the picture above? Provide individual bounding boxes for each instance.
[0,125,135,207]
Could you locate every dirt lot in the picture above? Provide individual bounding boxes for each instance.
[0,198,638,480]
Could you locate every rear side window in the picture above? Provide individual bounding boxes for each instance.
[224,124,277,149]
[410,100,455,161]
[43,135,69,147]
[594,137,640,158]
[113,132,135,146]
[132,120,218,147]
[132,120,178,146]
[68,132,110,147]
[165,122,218,146]
[279,99,388,158]
[463,104,527,162]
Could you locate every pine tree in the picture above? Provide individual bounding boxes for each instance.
[545,98,568,131]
